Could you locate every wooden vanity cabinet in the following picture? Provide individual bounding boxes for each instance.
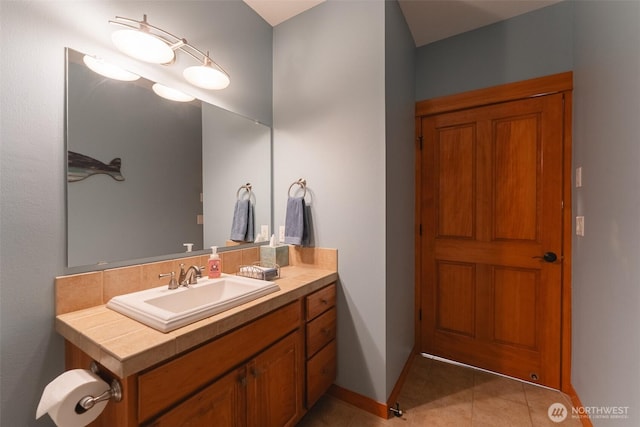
[65,284,337,427]
[139,302,304,426]
[304,284,337,407]
[148,330,302,427]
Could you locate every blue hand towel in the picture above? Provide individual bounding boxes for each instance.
[230,199,251,242]
[246,201,255,242]
[230,199,255,242]
[302,203,312,246]
[284,197,306,245]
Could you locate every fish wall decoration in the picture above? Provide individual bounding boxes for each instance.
[68,151,125,182]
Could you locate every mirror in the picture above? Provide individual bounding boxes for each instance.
[66,48,271,269]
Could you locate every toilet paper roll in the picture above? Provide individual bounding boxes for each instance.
[36,369,109,427]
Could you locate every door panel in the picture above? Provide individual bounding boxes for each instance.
[493,115,539,241]
[420,93,564,388]
[437,125,475,239]
[436,262,475,337]
[492,267,538,349]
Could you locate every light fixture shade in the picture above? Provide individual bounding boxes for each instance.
[111,29,175,64]
[82,55,140,81]
[152,83,195,102]
[183,65,230,90]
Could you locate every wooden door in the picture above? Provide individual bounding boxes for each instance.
[419,93,565,388]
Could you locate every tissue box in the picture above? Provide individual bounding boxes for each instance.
[260,245,289,267]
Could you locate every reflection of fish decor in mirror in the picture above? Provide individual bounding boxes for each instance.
[67,151,125,182]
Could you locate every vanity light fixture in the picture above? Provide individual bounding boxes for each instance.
[109,14,230,90]
[82,55,140,82]
[110,15,183,64]
[151,83,196,102]
[183,55,230,90]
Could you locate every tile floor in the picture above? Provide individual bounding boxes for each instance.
[298,354,583,427]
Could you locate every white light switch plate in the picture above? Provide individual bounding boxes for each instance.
[261,225,269,240]
[576,167,582,188]
[576,216,585,236]
[279,226,285,243]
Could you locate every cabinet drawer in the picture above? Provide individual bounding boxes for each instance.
[306,307,336,358]
[306,284,336,321]
[138,301,301,423]
[306,340,336,408]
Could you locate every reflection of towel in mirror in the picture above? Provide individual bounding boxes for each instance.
[284,197,308,246]
[230,199,255,242]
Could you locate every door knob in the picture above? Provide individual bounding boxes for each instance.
[533,252,558,263]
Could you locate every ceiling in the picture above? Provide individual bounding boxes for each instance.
[242,0,562,47]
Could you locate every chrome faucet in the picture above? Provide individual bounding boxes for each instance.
[159,272,179,290]
[178,263,202,286]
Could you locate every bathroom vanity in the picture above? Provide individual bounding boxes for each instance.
[55,247,337,426]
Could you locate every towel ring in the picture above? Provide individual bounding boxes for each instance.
[288,178,307,198]
[236,183,252,200]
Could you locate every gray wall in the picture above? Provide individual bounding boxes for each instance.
[572,1,640,424]
[202,103,271,248]
[0,1,272,425]
[5,0,639,424]
[416,1,640,423]
[67,57,203,266]
[384,0,416,399]
[415,0,573,101]
[273,0,415,403]
[273,0,388,402]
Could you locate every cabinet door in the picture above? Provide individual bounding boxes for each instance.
[248,331,303,427]
[146,367,246,427]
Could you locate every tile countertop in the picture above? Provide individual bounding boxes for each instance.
[56,265,338,379]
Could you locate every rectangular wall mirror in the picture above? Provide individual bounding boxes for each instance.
[66,48,271,269]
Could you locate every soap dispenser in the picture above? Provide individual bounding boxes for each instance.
[207,246,221,279]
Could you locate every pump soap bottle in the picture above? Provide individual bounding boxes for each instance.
[207,246,221,278]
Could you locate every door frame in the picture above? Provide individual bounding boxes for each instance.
[415,71,573,392]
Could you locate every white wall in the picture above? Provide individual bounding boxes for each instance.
[0,2,272,425]
[572,2,640,425]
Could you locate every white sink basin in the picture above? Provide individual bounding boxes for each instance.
[106,274,280,333]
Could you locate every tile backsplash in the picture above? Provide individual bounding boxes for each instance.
[55,246,337,316]
[55,246,260,316]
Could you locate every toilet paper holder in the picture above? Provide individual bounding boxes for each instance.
[74,362,123,414]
